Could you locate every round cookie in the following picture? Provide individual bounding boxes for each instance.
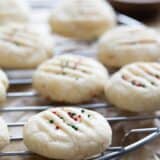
[105,62,160,112]
[0,24,53,69]
[49,0,116,40]
[33,54,108,103]
[0,0,30,23]
[0,70,9,103]
[98,26,160,68]
[0,117,9,149]
[23,107,112,160]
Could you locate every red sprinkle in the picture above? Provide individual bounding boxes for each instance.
[68,112,75,118]
[56,126,60,130]
[131,80,145,88]
[52,111,57,114]
[67,112,82,122]
[155,75,160,79]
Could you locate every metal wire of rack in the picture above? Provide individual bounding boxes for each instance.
[3,125,160,160]
[1,103,160,160]
[0,78,159,160]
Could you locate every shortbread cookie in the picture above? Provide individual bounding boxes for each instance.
[0,117,9,149]
[0,0,30,23]
[0,70,9,103]
[105,62,160,112]
[23,107,112,160]
[49,0,116,40]
[33,55,108,103]
[98,26,160,68]
[0,24,53,69]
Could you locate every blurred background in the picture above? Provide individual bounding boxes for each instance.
[28,0,160,30]
[108,0,160,19]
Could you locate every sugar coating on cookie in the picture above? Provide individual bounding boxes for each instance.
[49,0,116,40]
[0,0,30,23]
[98,26,160,68]
[0,24,53,69]
[33,54,108,103]
[0,117,9,148]
[105,62,160,112]
[0,70,8,103]
[23,107,112,160]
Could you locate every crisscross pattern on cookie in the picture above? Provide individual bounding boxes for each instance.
[118,39,158,46]
[24,107,111,160]
[121,63,160,88]
[29,108,105,146]
[107,27,160,46]
[0,25,41,48]
[41,108,94,132]
[39,56,97,79]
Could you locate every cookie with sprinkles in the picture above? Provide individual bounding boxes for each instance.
[105,62,160,112]
[23,107,112,160]
[33,54,108,103]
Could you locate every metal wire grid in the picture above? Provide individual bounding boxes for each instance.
[4,127,160,160]
[1,78,160,160]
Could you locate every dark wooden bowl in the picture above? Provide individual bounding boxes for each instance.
[108,0,160,19]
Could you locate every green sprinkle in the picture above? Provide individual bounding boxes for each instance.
[151,82,155,85]
[81,109,85,113]
[49,120,54,124]
[68,124,78,131]
[60,116,65,121]
[88,114,91,118]
[141,84,146,88]
[14,41,21,46]
[62,70,66,75]
[72,125,78,131]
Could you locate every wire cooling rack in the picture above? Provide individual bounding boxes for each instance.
[1,78,160,160]
[6,88,160,160]
[0,0,159,160]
